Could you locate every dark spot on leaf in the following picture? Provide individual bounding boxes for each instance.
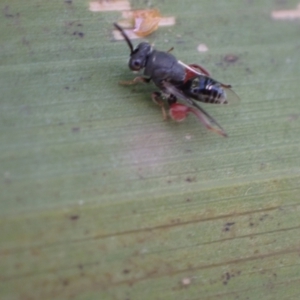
[70,215,79,220]
[259,214,268,221]
[64,86,70,90]
[222,271,236,285]
[72,127,80,132]
[225,272,231,280]
[3,6,16,18]
[260,162,267,170]
[223,222,235,232]
[123,269,130,274]
[62,279,69,286]
[73,31,84,38]
[186,176,196,183]
[22,37,30,47]
[65,0,72,4]
[223,54,239,63]
[171,218,181,224]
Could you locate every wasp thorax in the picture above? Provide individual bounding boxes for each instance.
[129,42,152,71]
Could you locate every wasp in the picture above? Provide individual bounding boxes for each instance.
[113,23,240,137]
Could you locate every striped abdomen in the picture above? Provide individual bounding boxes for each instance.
[184,76,228,104]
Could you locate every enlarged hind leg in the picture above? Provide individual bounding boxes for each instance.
[151,91,167,120]
[169,103,190,122]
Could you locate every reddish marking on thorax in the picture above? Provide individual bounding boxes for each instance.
[183,64,211,83]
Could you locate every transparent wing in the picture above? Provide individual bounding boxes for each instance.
[163,81,228,137]
[220,83,241,105]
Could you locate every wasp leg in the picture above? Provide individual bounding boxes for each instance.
[167,94,177,105]
[119,76,150,85]
[152,91,167,120]
[166,47,174,53]
[221,83,232,88]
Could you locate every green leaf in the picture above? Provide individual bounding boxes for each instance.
[1,0,300,299]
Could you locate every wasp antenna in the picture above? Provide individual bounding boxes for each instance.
[113,23,134,54]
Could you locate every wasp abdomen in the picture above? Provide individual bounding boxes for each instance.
[185,76,228,104]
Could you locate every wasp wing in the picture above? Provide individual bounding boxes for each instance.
[220,85,240,105]
[163,81,228,137]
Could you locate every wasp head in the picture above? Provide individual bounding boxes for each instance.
[129,42,152,71]
[114,23,153,71]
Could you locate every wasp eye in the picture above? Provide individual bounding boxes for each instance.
[133,60,141,68]
[129,59,142,71]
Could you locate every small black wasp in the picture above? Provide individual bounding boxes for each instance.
[114,23,240,137]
